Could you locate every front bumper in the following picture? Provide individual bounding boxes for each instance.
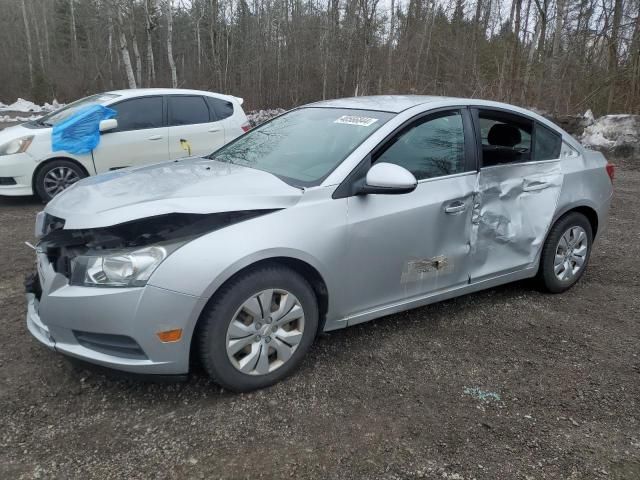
[26,292,55,347]
[26,253,205,375]
[0,152,35,196]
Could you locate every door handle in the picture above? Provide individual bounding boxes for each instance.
[147,135,163,141]
[523,181,550,192]
[208,128,222,133]
[444,201,467,214]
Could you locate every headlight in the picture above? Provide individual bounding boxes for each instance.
[70,245,171,287]
[0,136,34,156]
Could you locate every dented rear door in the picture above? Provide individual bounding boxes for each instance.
[469,160,563,282]
[468,108,564,282]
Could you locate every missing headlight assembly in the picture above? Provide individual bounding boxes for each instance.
[36,210,274,287]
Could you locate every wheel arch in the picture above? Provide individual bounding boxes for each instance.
[535,204,598,292]
[530,203,600,278]
[31,156,92,193]
[189,255,330,362]
[552,203,599,238]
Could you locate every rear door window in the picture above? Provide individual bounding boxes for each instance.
[111,96,164,131]
[476,109,533,167]
[533,123,562,160]
[168,96,210,126]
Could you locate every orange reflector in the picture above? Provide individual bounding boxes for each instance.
[157,329,183,343]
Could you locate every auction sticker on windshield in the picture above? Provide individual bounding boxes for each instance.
[334,115,379,127]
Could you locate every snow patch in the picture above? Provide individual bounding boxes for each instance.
[581,114,640,154]
[1,98,44,113]
[246,108,285,127]
[0,114,42,123]
[583,109,595,125]
[0,98,63,113]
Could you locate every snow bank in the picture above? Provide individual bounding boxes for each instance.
[581,114,640,157]
[246,108,285,127]
[0,114,42,123]
[0,98,63,113]
[0,98,44,113]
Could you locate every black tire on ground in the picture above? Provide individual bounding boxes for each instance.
[197,265,319,392]
[34,159,87,202]
[536,211,593,293]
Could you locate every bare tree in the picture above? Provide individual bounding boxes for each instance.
[607,0,623,111]
[166,0,178,87]
[145,0,157,86]
[116,2,137,88]
[129,1,143,87]
[42,3,51,66]
[69,0,78,64]
[20,0,33,87]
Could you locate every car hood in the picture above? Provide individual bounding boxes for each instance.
[46,157,304,229]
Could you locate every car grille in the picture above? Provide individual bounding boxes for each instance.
[73,331,148,359]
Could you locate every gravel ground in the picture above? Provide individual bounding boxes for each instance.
[0,161,638,480]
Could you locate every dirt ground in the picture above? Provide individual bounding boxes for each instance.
[0,161,638,480]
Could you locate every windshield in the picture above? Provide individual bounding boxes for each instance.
[209,107,394,187]
[36,93,120,127]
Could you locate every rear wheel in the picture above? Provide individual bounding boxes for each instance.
[34,159,86,202]
[197,265,318,392]
[537,212,593,293]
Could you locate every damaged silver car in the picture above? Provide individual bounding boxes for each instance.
[26,96,614,391]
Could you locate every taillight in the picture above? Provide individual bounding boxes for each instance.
[606,162,615,183]
[241,122,251,132]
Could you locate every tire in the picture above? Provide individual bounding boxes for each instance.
[537,212,593,293]
[197,265,319,392]
[34,159,86,202]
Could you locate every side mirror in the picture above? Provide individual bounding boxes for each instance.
[99,118,118,133]
[356,162,417,195]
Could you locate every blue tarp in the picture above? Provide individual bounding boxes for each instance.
[51,105,117,155]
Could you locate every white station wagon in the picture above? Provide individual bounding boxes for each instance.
[0,88,249,201]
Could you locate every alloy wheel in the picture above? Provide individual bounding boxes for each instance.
[43,166,80,197]
[554,226,589,281]
[226,289,305,375]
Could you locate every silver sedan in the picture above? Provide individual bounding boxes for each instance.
[26,96,614,391]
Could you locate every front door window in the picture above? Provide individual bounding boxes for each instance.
[375,110,466,180]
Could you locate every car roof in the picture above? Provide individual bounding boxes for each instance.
[307,95,551,118]
[306,95,575,140]
[104,88,243,105]
[307,95,464,113]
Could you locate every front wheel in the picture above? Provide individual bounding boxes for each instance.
[34,159,86,202]
[197,265,318,392]
[537,212,593,293]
